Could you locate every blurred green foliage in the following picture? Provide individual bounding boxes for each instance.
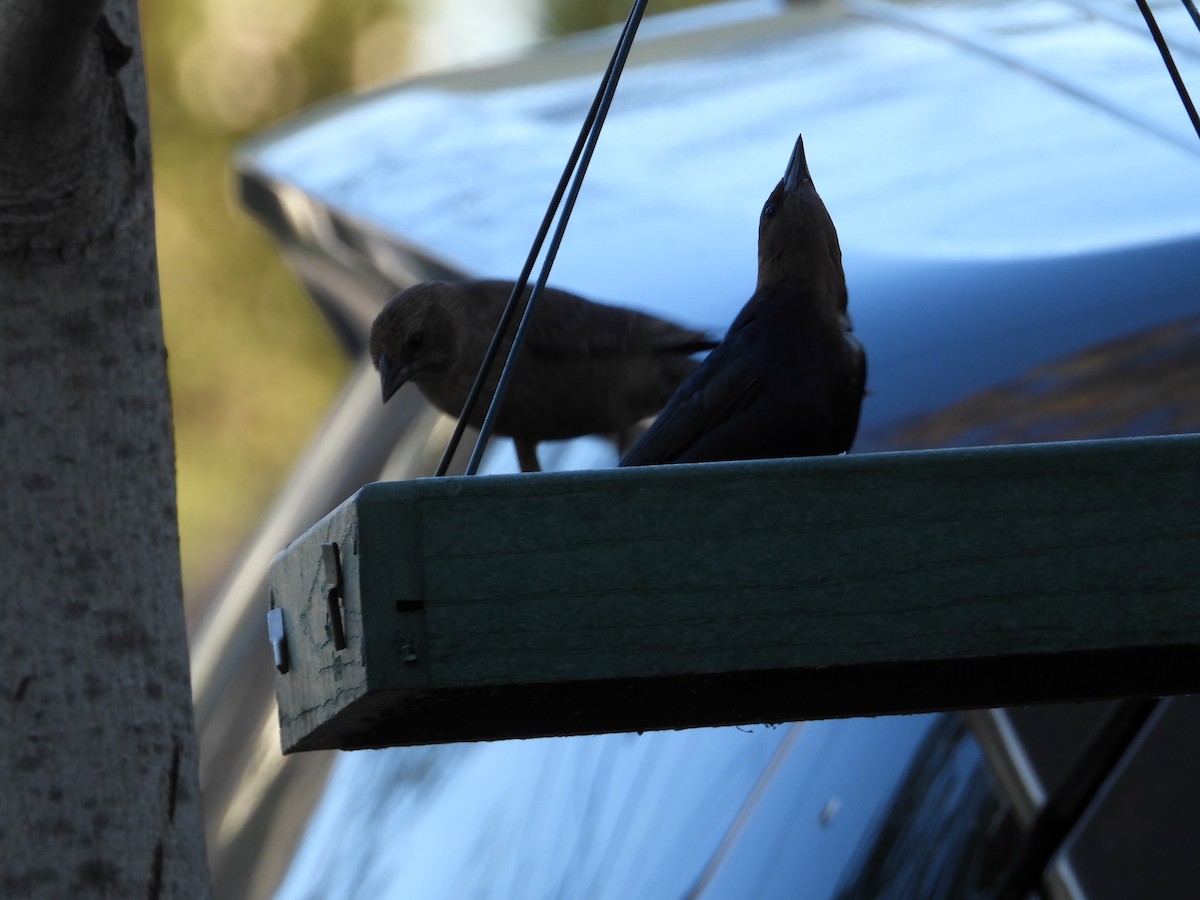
[143,0,415,600]
[142,0,715,604]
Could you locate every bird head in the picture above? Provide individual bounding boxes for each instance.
[756,134,847,311]
[369,285,458,403]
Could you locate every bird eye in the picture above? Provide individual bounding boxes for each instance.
[407,331,424,351]
[762,202,777,218]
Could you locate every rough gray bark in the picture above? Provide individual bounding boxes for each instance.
[1,0,210,896]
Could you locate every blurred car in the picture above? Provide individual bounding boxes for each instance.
[194,0,1200,896]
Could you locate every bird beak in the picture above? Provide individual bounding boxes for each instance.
[782,133,811,191]
[377,354,412,403]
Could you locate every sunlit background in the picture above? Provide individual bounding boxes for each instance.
[143,0,714,606]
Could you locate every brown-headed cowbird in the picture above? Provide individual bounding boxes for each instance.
[370,279,717,472]
[620,134,866,466]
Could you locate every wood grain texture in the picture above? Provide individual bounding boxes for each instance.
[268,434,1200,751]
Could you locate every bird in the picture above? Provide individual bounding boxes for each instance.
[369,279,718,472]
[620,133,866,466]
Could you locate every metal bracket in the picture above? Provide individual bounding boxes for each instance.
[266,604,290,674]
[322,541,347,650]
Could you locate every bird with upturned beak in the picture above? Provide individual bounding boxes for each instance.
[620,134,866,466]
[369,280,717,472]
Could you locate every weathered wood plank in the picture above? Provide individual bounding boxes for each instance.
[267,434,1200,752]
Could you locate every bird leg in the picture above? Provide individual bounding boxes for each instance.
[515,439,542,473]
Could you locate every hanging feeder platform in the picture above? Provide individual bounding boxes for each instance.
[266,433,1200,753]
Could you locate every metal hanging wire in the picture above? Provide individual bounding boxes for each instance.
[1137,0,1200,141]
[1183,0,1200,34]
[434,0,651,477]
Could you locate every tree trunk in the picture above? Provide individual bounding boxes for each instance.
[1,0,210,895]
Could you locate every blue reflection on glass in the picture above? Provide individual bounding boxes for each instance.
[278,715,938,899]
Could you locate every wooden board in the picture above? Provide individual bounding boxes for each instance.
[267,434,1200,752]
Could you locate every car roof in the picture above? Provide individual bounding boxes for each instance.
[236,0,1200,440]
[240,0,1200,274]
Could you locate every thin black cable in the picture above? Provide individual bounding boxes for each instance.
[434,19,632,478]
[1137,0,1200,142]
[1184,0,1200,34]
[462,0,650,476]
[434,3,649,477]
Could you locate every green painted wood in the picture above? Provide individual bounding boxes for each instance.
[267,434,1200,752]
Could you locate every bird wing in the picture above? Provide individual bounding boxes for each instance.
[521,284,717,358]
[619,331,762,466]
[832,330,868,452]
